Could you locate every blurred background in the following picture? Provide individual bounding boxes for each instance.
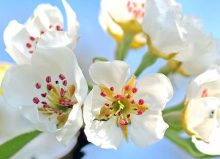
[1,0,220,159]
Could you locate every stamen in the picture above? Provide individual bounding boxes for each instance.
[60,88,65,97]
[26,43,32,48]
[41,93,47,98]
[35,82,41,89]
[132,87,138,93]
[59,74,66,80]
[124,85,130,91]
[63,80,67,86]
[33,97,40,104]
[110,86,114,91]
[137,110,143,115]
[46,76,51,83]
[138,99,144,105]
[100,92,107,97]
[47,84,52,90]
[119,119,127,125]
[29,36,35,41]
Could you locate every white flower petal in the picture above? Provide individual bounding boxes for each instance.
[3,20,33,64]
[62,0,79,37]
[187,66,220,100]
[37,31,77,50]
[135,73,173,110]
[130,110,168,147]
[12,133,77,159]
[84,86,123,149]
[83,86,109,128]
[184,97,220,142]
[192,127,220,155]
[142,0,185,55]
[56,104,83,145]
[0,97,34,144]
[26,4,63,35]
[89,61,130,91]
[85,118,123,149]
[2,65,44,109]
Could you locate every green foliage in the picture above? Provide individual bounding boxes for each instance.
[0,130,41,159]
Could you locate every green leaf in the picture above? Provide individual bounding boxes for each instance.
[0,130,41,158]
[134,52,157,77]
[93,57,108,63]
[166,129,219,158]
[115,33,134,60]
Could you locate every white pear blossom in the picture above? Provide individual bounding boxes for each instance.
[142,0,219,76]
[175,17,219,76]
[0,96,78,159]
[4,0,79,64]
[183,66,220,155]
[83,61,173,149]
[1,46,88,145]
[99,0,146,48]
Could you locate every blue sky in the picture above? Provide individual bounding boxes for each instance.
[1,0,220,159]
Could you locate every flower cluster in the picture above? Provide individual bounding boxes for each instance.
[1,0,220,158]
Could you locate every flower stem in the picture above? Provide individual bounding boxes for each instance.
[114,33,134,60]
[134,52,157,77]
[158,65,173,76]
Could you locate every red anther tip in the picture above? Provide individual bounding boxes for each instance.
[138,99,144,105]
[138,110,143,115]
[63,80,67,86]
[132,87,138,93]
[33,97,39,104]
[110,86,114,91]
[47,84,52,90]
[131,100,136,104]
[35,82,41,89]
[46,76,51,83]
[100,92,106,97]
[29,36,35,41]
[59,74,66,80]
[124,85,130,91]
[26,43,32,48]
[119,119,127,125]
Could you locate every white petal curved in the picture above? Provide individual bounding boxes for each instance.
[192,127,220,155]
[62,0,79,37]
[56,104,83,145]
[84,86,123,149]
[130,110,168,147]
[184,97,220,142]
[37,31,77,50]
[135,73,173,110]
[12,133,77,159]
[3,20,33,64]
[0,97,34,144]
[89,61,130,92]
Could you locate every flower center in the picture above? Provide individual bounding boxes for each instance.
[95,75,148,140]
[127,0,145,19]
[32,73,77,128]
